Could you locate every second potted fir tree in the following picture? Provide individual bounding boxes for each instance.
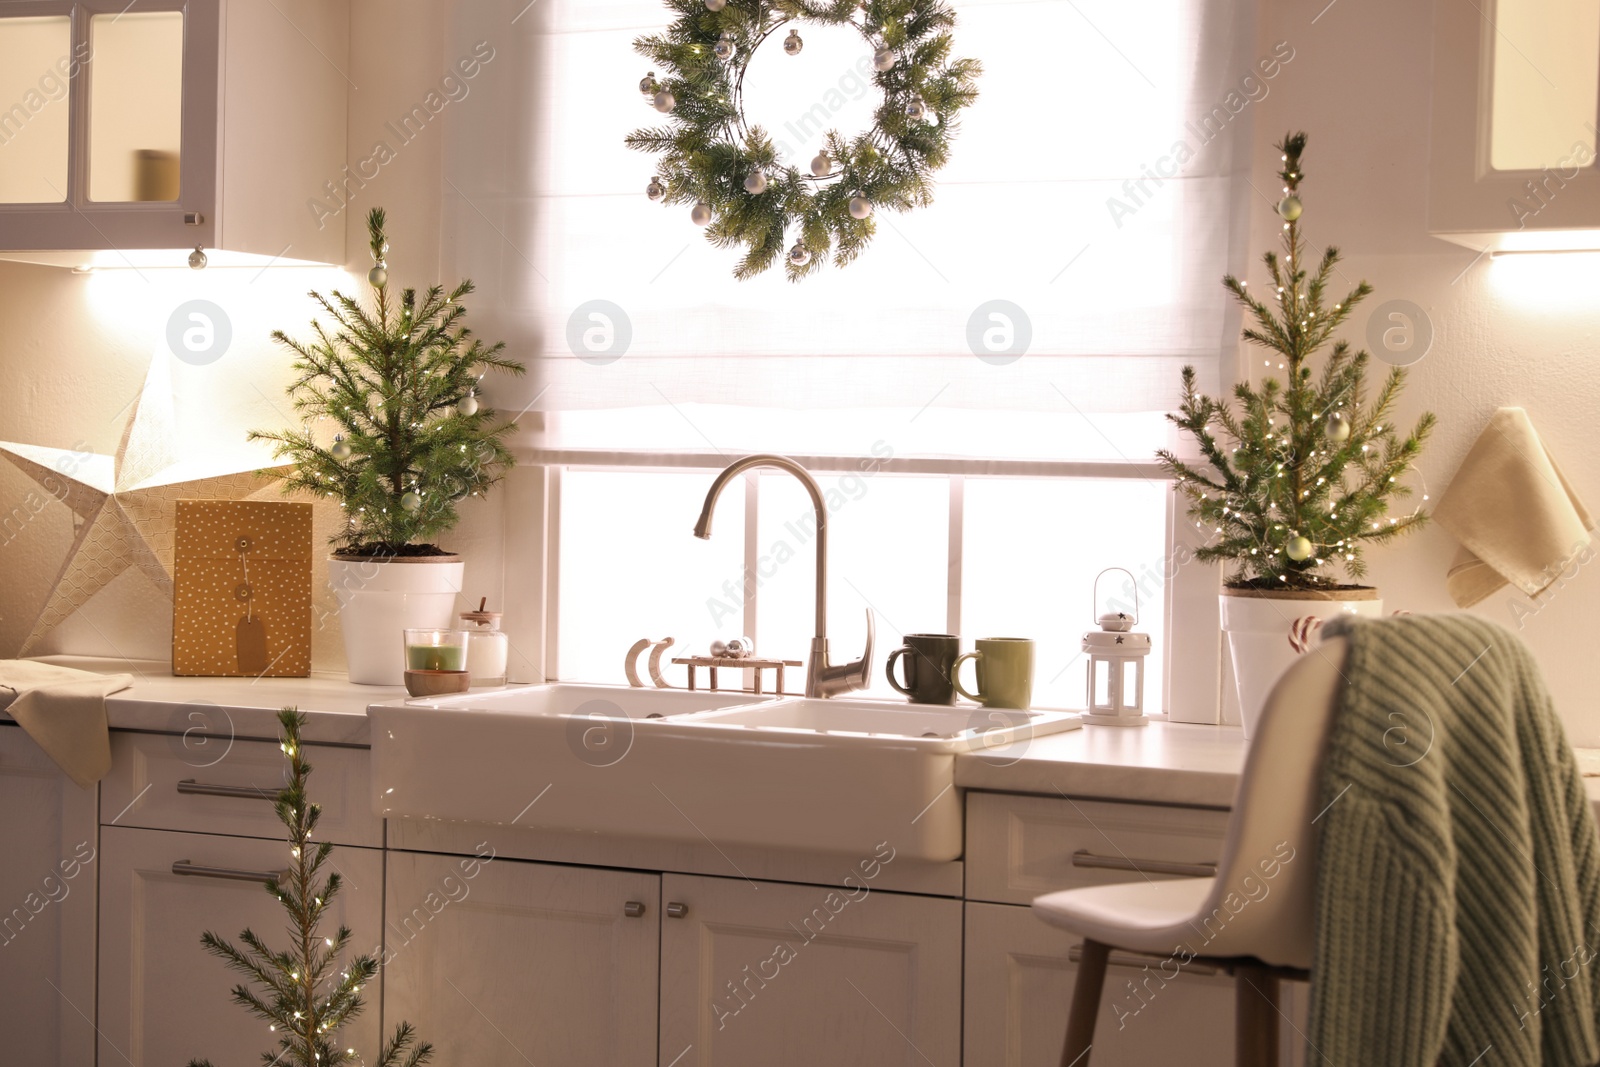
[252,208,524,684]
[1157,133,1435,736]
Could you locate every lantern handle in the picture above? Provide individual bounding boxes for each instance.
[1091,567,1138,626]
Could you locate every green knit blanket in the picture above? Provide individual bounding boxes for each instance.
[1312,614,1600,1064]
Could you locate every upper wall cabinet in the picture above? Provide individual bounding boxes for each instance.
[1430,0,1600,251]
[0,0,348,268]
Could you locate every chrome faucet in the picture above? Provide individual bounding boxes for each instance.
[693,454,873,699]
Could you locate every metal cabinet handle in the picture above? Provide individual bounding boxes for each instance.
[1068,943,1220,978]
[172,861,286,884]
[1071,849,1217,879]
[624,901,646,918]
[177,779,280,802]
[665,901,688,919]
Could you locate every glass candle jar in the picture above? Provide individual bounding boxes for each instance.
[459,602,508,688]
[403,628,469,673]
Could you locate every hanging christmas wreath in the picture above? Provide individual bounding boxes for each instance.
[627,0,981,281]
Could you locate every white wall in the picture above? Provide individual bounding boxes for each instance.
[1248,0,1600,742]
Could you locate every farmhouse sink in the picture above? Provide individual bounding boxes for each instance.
[368,689,1079,862]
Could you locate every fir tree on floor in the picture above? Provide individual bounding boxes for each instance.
[250,207,525,557]
[1156,132,1435,590]
[188,708,432,1067]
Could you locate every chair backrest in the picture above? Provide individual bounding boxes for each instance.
[1195,636,1348,970]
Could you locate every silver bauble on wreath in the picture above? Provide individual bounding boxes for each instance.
[704,0,725,8]
[368,265,387,287]
[458,392,480,417]
[653,89,676,113]
[788,240,811,266]
[691,202,713,226]
[810,151,832,177]
[1286,535,1315,562]
[647,177,666,201]
[401,491,423,513]
[330,435,352,461]
[714,33,735,61]
[848,196,873,219]
[1325,410,1351,442]
[906,96,927,121]
[784,29,804,55]
[873,47,896,71]
[1277,196,1303,221]
[743,170,768,195]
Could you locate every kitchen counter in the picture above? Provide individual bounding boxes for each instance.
[955,720,1248,808]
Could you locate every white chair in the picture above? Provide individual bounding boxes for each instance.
[1032,636,1348,1067]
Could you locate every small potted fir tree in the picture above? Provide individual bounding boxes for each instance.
[251,208,524,684]
[1157,133,1435,736]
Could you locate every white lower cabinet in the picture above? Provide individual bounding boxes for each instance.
[381,850,661,1066]
[0,724,98,1065]
[660,872,964,1067]
[98,825,384,1067]
[964,900,1238,1067]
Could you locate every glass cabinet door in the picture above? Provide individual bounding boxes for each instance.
[87,10,184,202]
[0,15,72,203]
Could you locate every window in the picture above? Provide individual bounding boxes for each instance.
[557,464,1172,713]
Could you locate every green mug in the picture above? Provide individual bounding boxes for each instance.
[952,638,1035,710]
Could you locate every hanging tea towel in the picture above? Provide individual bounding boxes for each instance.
[0,660,132,787]
[1434,407,1593,608]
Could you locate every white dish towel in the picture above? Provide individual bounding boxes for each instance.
[0,660,132,787]
[1434,407,1593,608]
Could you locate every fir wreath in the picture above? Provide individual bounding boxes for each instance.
[627,0,981,281]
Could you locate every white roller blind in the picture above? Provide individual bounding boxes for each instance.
[441,0,1264,458]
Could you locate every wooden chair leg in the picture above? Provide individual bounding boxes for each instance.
[1060,939,1110,1067]
[1234,962,1280,1067]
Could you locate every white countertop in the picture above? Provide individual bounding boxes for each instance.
[956,720,1248,808]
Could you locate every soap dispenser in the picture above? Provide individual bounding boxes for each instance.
[459,598,509,688]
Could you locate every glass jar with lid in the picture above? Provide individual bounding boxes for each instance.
[459,598,509,689]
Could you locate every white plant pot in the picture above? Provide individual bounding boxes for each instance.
[328,556,465,685]
[1221,586,1383,739]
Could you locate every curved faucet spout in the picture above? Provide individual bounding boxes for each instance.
[693,454,870,699]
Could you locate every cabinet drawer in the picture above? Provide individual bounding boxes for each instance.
[966,792,1228,906]
[101,732,381,847]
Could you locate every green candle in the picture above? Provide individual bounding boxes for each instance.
[407,644,466,672]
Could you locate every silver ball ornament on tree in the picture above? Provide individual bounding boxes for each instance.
[653,88,676,113]
[704,0,725,8]
[401,491,423,513]
[810,151,832,177]
[788,240,811,266]
[905,96,927,121]
[743,170,768,195]
[458,392,479,417]
[1325,410,1351,442]
[784,29,804,55]
[691,202,713,226]
[1277,196,1303,221]
[848,196,873,220]
[330,435,352,461]
[367,264,387,287]
[639,71,658,95]
[713,33,735,61]
[873,47,896,71]
[1286,535,1314,562]
[647,177,666,201]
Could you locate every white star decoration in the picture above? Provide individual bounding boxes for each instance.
[1,357,286,654]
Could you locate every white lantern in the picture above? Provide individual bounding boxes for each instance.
[1082,567,1152,726]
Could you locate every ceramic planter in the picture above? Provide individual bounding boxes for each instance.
[1220,585,1382,739]
[327,555,464,685]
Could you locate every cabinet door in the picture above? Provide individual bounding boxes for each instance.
[661,873,962,1067]
[382,851,660,1067]
[965,901,1258,1067]
[98,826,383,1067]
[0,724,97,1065]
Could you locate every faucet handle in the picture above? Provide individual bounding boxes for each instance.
[852,608,875,691]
